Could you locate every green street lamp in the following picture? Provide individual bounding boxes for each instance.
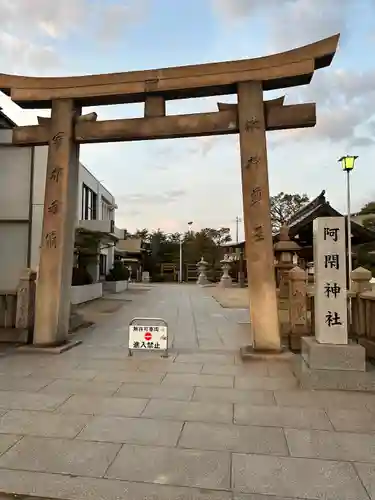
[337,155,358,291]
[338,155,358,172]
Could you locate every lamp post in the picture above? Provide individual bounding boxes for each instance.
[338,155,358,327]
[338,155,358,291]
[179,221,193,283]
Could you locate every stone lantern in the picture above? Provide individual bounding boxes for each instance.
[196,256,209,285]
[219,255,232,288]
[274,225,301,299]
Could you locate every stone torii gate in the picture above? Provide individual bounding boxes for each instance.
[0,34,339,351]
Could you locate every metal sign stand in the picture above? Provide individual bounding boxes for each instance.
[128,317,169,358]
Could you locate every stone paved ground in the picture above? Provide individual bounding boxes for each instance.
[0,284,373,500]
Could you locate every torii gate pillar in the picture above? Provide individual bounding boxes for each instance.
[238,81,280,351]
[33,99,80,346]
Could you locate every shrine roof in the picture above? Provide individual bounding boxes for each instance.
[280,190,375,243]
[224,189,375,249]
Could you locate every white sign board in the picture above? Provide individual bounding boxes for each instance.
[313,217,348,344]
[129,323,168,351]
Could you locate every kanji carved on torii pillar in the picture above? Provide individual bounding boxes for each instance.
[0,34,340,351]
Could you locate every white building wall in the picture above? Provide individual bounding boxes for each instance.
[30,145,48,270]
[0,144,32,290]
[78,165,116,276]
[0,132,117,290]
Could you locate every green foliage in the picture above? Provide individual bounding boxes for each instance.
[363,217,375,232]
[270,192,310,233]
[354,201,375,276]
[106,261,130,282]
[354,242,375,277]
[359,202,375,215]
[71,266,94,286]
[128,226,232,280]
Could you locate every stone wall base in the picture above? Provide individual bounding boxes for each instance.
[293,337,375,392]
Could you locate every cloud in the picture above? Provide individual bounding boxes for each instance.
[212,0,350,48]
[211,0,281,20]
[0,0,87,40]
[0,32,59,74]
[0,0,148,74]
[118,189,187,206]
[280,68,375,147]
[96,1,149,43]
[211,0,375,151]
[270,0,351,50]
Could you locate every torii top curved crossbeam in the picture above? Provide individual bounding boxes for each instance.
[0,34,339,109]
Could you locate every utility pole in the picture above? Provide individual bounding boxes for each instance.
[179,221,193,283]
[235,216,242,243]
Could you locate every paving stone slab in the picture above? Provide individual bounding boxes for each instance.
[274,389,375,410]
[29,368,98,381]
[106,443,231,490]
[235,376,297,391]
[115,383,194,400]
[175,354,235,365]
[0,391,69,411]
[57,395,148,417]
[327,408,375,433]
[193,387,275,405]
[355,462,375,499]
[74,347,135,361]
[0,376,53,392]
[0,410,91,438]
[40,379,122,396]
[0,436,120,478]
[142,399,233,424]
[234,404,333,430]
[201,363,268,377]
[75,359,140,371]
[234,496,303,500]
[285,428,375,463]
[162,373,234,388]
[139,362,203,374]
[94,371,165,384]
[0,469,232,500]
[266,363,295,377]
[77,415,183,446]
[0,434,21,455]
[0,367,34,377]
[179,421,288,455]
[232,453,368,499]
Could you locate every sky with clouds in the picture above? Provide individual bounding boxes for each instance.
[1,0,375,239]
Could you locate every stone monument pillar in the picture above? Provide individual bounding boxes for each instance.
[196,257,209,286]
[294,217,369,391]
[219,256,232,288]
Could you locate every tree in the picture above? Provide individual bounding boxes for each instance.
[270,192,309,233]
[353,201,375,276]
[125,226,233,280]
[358,202,375,232]
[132,228,150,241]
[358,202,375,215]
